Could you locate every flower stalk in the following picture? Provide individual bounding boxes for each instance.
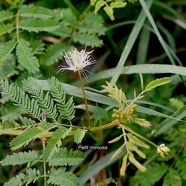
[77,70,91,130]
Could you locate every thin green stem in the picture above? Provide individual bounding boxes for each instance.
[16,11,20,42]
[42,138,47,186]
[78,70,91,130]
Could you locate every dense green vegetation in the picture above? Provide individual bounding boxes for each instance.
[0,0,185,185]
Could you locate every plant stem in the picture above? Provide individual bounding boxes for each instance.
[16,11,20,42]
[42,138,47,186]
[78,70,91,130]
[0,120,120,138]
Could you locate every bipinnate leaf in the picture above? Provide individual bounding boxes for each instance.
[0,80,41,119]
[129,163,168,186]
[163,169,182,186]
[0,11,13,21]
[144,77,171,92]
[79,12,106,36]
[19,116,36,126]
[74,128,86,144]
[23,77,58,120]
[0,24,14,36]
[170,98,184,110]
[20,6,55,19]
[42,127,72,161]
[10,122,55,150]
[48,77,75,120]
[73,32,103,47]
[49,148,84,166]
[102,81,126,107]
[0,40,17,64]
[1,151,38,166]
[48,168,79,186]
[16,39,39,73]
[40,43,65,66]
[20,18,59,32]
[3,168,40,186]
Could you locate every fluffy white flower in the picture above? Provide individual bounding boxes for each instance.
[58,48,96,76]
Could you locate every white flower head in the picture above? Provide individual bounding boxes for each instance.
[58,48,96,76]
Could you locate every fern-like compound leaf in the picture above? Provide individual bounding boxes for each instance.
[49,148,84,166]
[0,120,20,130]
[73,32,103,47]
[10,122,55,150]
[0,40,17,65]
[102,81,126,108]
[16,39,39,73]
[19,116,36,126]
[0,23,14,36]
[42,127,72,161]
[0,10,13,21]
[74,128,86,144]
[129,163,168,186]
[3,168,40,186]
[79,12,106,36]
[20,18,59,32]
[40,43,66,66]
[0,80,41,119]
[1,151,38,166]
[47,167,79,186]
[23,77,58,120]
[163,169,182,186]
[48,77,75,120]
[20,6,55,19]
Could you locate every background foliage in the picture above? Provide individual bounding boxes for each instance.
[0,0,186,185]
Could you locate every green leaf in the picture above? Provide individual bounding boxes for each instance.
[48,168,79,186]
[16,39,39,73]
[19,116,36,126]
[102,81,126,108]
[74,128,86,144]
[20,18,59,32]
[0,40,17,65]
[42,127,72,161]
[170,98,184,110]
[94,0,105,13]
[129,163,168,186]
[73,32,103,47]
[40,43,65,66]
[90,0,97,6]
[0,11,13,22]
[110,2,127,9]
[10,122,55,150]
[144,77,171,92]
[163,169,182,186]
[103,5,114,21]
[3,168,40,186]
[0,80,41,119]
[23,77,58,120]
[78,12,106,36]
[0,120,20,130]
[49,148,84,166]
[48,77,75,120]
[1,151,38,166]
[0,24,14,36]
[20,6,55,19]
